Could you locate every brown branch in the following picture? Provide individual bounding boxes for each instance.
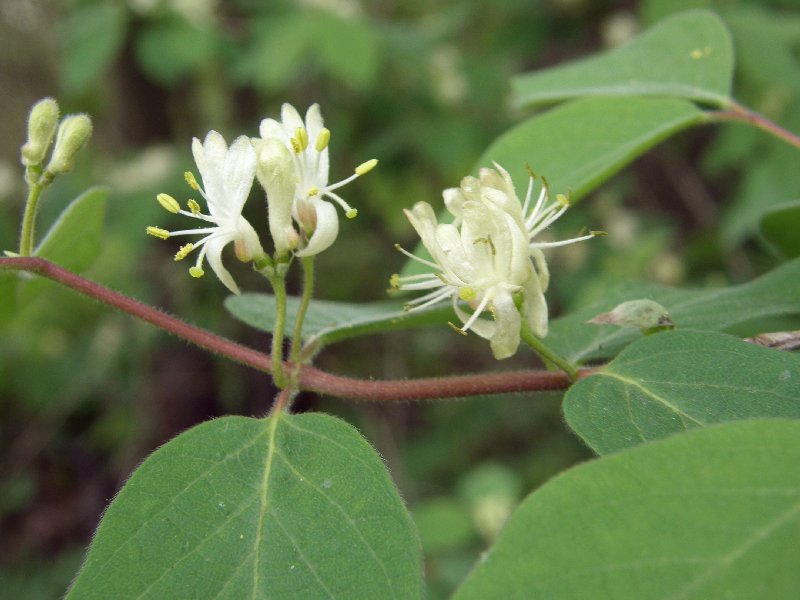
[0,257,272,373]
[709,100,800,150]
[0,257,588,402]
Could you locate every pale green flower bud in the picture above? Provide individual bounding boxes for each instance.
[254,137,300,257]
[20,97,60,167]
[587,298,674,334]
[46,113,93,175]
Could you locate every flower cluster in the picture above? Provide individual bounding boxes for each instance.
[147,103,377,294]
[392,164,597,359]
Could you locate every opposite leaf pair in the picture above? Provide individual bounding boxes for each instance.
[147,103,377,295]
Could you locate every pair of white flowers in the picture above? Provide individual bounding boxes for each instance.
[147,103,376,294]
[392,165,597,359]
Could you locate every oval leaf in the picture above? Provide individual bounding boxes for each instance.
[478,97,706,199]
[225,293,450,348]
[760,200,800,259]
[455,419,800,600]
[564,330,800,454]
[512,10,733,108]
[548,257,800,364]
[67,413,423,599]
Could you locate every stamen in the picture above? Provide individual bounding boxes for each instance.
[307,186,319,197]
[459,292,492,332]
[355,159,378,175]
[157,193,180,214]
[315,128,330,151]
[187,199,202,215]
[189,266,204,278]
[389,274,401,289]
[323,189,357,217]
[146,226,170,240]
[556,193,570,207]
[184,171,199,191]
[174,243,194,261]
[394,243,440,270]
[449,322,469,336]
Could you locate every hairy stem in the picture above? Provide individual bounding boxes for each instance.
[267,272,289,389]
[520,320,579,381]
[0,257,593,402]
[18,181,46,256]
[710,101,800,150]
[290,256,315,365]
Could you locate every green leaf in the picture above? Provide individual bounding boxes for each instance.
[314,12,380,90]
[761,201,800,259]
[60,3,127,95]
[564,330,800,454]
[225,294,450,348]
[547,257,800,364]
[478,97,706,200]
[67,413,423,599]
[134,18,220,85]
[454,419,800,600]
[512,10,733,109]
[34,187,109,272]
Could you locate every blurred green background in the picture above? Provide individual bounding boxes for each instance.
[1,0,798,597]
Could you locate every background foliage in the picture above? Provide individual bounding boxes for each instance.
[1,0,799,597]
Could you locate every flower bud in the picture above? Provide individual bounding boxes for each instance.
[587,298,674,334]
[46,113,93,175]
[255,138,300,256]
[20,97,60,167]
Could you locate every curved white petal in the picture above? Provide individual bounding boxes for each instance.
[259,118,287,143]
[204,236,240,295]
[221,136,256,218]
[295,198,339,257]
[488,290,521,359]
[280,103,304,132]
[521,267,548,338]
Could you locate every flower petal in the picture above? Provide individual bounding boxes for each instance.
[204,236,241,295]
[220,135,256,218]
[280,103,304,132]
[295,198,339,257]
[521,266,548,338]
[488,289,521,359]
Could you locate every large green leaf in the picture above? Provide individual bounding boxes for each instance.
[547,257,800,364]
[455,419,800,599]
[225,293,450,349]
[478,97,706,199]
[564,330,800,454]
[513,10,733,109]
[761,201,800,259]
[67,413,423,599]
[34,186,109,272]
[60,3,127,95]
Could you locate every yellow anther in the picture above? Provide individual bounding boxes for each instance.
[295,127,308,151]
[355,158,378,176]
[556,193,571,207]
[459,287,477,302]
[146,226,170,240]
[389,274,401,289]
[290,138,301,154]
[157,193,180,214]
[345,208,358,219]
[315,128,330,152]
[189,266,204,278]
[187,199,201,215]
[307,186,319,197]
[174,243,194,261]
[184,171,199,190]
[448,322,469,336]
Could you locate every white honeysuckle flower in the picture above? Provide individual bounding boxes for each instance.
[392,164,599,359]
[257,103,377,257]
[146,131,265,295]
